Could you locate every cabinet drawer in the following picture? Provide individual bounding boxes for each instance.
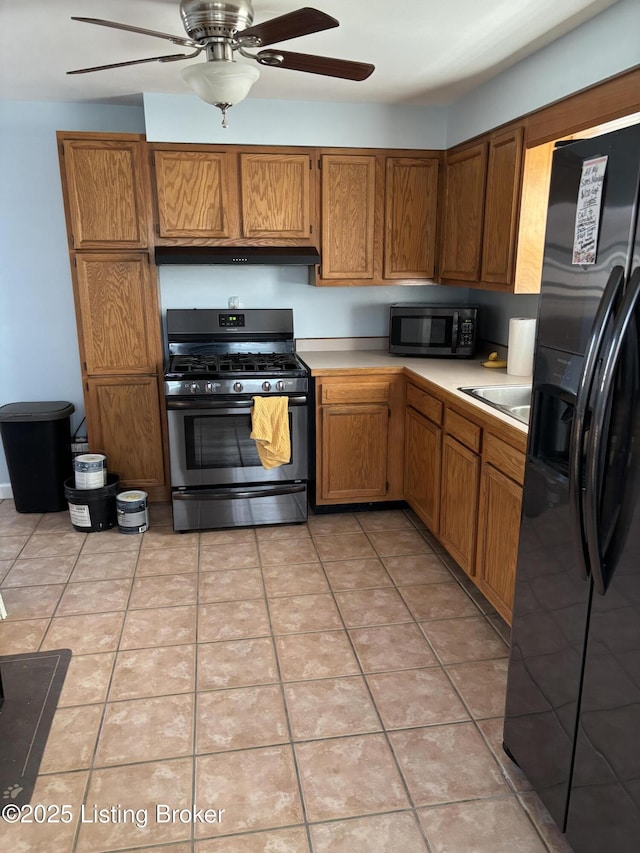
[484,433,526,484]
[445,408,481,453]
[406,384,443,425]
[320,382,390,405]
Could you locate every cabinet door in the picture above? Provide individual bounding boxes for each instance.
[475,463,522,624]
[481,127,524,285]
[319,155,377,281]
[153,149,238,238]
[61,138,149,249]
[439,434,480,575]
[73,254,160,375]
[440,143,487,281]
[85,375,166,493]
[404,407,442,533]
[384,157,439,279]
[240,153,313,240]
[320,404,388,500]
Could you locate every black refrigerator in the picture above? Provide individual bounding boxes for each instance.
[503,122,640,853]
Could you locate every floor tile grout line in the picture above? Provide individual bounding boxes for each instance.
[333,528,517,826]
[415,616,525,811]
[309,543,436,850]
[68,530,146,853]
[515,791,564,853]
[255,531,315,853]
[2,512,93,853]
[324,531,442,853]
[190,524,209,849]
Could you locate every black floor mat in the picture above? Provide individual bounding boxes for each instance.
[0,649,71,807]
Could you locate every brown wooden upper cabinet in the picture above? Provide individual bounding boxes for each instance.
[151,146,315,244]
[317,154,377,282]
[152,148,238,239]
[59,135,151,250]
[315,151,440,286]
[384,157,439,279]
[481,126,524,286]
[72,253,162,376]
[440,142,488,282]
[239,153,313,239]
[440,126,525,290]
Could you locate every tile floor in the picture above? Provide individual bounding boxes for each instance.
[0,499,574,853]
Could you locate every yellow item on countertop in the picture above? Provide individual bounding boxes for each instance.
[250,396,291,469]
[482,351,508,368]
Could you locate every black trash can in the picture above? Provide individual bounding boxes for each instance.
[0,401,75,513]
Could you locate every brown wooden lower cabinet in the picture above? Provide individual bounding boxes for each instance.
[475,461,523,624]
[320,403,389,501]
[314,374,404,505]
[85,375,167,500]
[404,406,442,534]
[439,434,481,576]
[403,382,525,623]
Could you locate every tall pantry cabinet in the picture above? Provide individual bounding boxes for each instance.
[57,132,168,499]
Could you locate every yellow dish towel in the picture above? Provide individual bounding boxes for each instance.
[250,396,291,469]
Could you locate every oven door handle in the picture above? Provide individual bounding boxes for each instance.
[167,396,308,410]
[173,484,307,501]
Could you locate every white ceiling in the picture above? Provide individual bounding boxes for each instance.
[0,0,619,107]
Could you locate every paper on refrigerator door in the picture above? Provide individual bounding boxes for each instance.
[572,155,608,265]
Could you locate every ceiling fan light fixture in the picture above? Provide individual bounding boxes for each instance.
[180,59,260,126]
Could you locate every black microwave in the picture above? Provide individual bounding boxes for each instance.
[389,304,478,358]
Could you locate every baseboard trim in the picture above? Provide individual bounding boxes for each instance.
[0,483,14,500]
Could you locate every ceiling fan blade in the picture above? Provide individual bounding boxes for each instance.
[71,17,197,47]
[258,50,375,81]
[237,7,338,47]
[67,54,190,75]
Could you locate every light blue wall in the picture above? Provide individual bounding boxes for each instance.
[159,266,467,344]
[0,101,145,491]
[144,95,448,148]
[447,0,640,146]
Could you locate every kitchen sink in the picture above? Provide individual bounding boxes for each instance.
[459,384,532,425]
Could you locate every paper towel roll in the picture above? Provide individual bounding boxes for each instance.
[507,318,536,376]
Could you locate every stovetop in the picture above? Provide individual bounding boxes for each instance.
[164,351,309,381]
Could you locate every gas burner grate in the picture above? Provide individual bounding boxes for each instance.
[167,352,307,377]
[218,354,303,372]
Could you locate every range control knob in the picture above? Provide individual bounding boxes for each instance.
[233,382,243,393]
[189,382,201,394]
[205,382,214,393]
[275,380,285,392]
[262,381,272,392]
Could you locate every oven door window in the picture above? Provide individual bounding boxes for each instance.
[392,315,453,349]
[185,411,292,470]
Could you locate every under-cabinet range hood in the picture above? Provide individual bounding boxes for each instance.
[154,246,320,266]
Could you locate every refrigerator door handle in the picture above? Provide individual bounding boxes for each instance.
[569,265,625,581]
[585,266,640,595]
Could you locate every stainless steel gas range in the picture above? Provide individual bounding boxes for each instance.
[164,308,309,532]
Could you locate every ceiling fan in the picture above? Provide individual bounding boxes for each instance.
[68,1,375,127]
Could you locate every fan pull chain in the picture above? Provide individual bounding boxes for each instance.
[220,105,229,129]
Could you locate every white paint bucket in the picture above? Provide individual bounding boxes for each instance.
[73,453,107,489]
[116,490,149,534]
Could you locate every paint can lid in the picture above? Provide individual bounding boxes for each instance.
[117,491,148,502]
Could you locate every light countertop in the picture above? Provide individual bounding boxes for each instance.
[297,350,531,434]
